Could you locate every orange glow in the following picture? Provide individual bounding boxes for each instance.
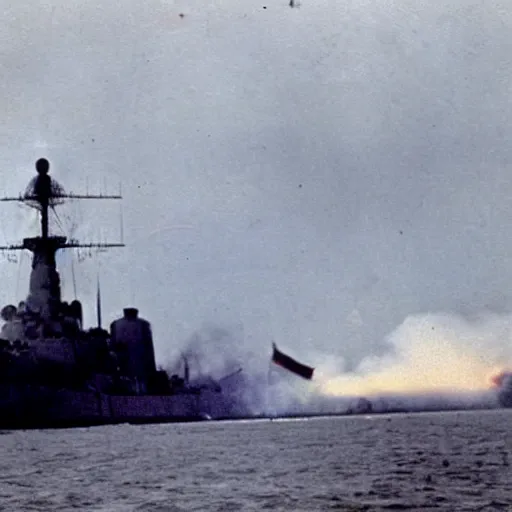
[316,314,512,398]
[490,371,512,388]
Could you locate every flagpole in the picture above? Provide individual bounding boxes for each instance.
[266,342,274,418]
[266,350,270,418]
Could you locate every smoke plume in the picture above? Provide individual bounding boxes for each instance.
[318,312,512,398]
[169,313,510,417]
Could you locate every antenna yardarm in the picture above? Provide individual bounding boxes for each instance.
[0,158,124,251]
[0,159,124,318]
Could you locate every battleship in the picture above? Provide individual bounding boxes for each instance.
[0,158,236,429]
[1,159,505,430]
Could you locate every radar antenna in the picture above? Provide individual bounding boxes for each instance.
[0,158,124,319]
[0,158,124,250]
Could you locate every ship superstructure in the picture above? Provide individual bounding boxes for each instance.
[0,159,230,428]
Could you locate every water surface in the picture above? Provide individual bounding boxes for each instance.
[1,410,511,511]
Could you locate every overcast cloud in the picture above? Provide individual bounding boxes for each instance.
[1,0,512,387]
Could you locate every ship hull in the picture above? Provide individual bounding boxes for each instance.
[0,384,224,430]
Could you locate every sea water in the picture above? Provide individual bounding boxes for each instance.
[1,410,511,511]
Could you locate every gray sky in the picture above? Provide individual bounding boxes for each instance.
[1,0,512,382]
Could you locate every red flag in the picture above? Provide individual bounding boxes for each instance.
[271,343,314,380]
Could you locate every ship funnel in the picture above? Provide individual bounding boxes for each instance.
[111,308,156,390]
[123,308,138,319]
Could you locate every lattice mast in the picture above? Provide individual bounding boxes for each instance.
[0,158,124,319]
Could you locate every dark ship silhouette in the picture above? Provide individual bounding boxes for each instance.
[491,371,512,407]
[0,159,233,429]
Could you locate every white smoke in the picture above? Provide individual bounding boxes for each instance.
[318,311,512,398]
[167,312,511,417]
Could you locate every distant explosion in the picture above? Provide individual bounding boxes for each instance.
[313,312,512,405]
[160,310,512,418]
[490,370,512,388]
